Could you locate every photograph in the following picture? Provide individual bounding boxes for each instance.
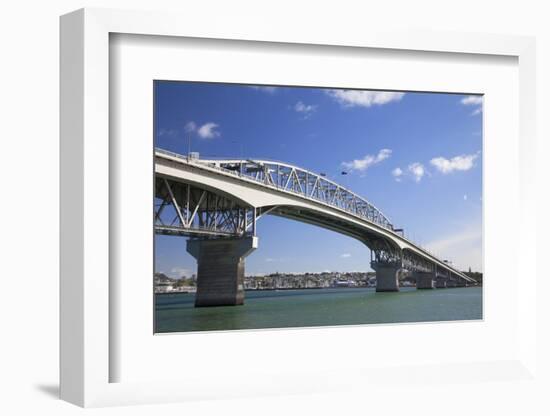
[153,81,483,333]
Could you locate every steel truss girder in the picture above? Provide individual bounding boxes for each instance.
[205,158,394,231]
[368,242,439,274]
[402,249,434,273]
[435,266,452,279]
[155,177,256,237]
[368,237,402,267]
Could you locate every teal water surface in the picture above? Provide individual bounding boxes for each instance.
[155,287,482,333]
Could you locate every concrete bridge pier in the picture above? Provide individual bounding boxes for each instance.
[372,263,401,292]
[435,276,448,288]
[446,278,458,288]
[187,236,258,307]
[414,271,435,289]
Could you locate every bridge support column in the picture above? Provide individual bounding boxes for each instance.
[435,276,447,288]
[372,263,401,292]
[446,278,458,288]
[414,271,435,289]
[187,236,258,307]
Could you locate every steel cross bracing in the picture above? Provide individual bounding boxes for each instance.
[155,177,257,238]
[367,240,435,273]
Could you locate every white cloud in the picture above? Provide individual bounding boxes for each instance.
[294,101,317,118]
[184,121,221,139]
[249,86,278,94]
[430,152,480,174]
[197,122,221,139]
[158,128,178,137]
[425,224,482,272]
[167,267,192,279]
[464,194,468,201]
[184,121,197,132]
[408,162,425,182]
[326,90,405,108]
[461,95,483,105]
[461,95,483,116]
[392,167,403,182]
[340,253,351,258]
[342,149,392,173]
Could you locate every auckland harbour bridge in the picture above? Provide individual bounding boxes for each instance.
[154,148,477,307]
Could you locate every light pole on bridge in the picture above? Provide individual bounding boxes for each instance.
[186,131,192,162]
[232,140,245,161]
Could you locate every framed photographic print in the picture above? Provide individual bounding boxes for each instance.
[60,8,537,407]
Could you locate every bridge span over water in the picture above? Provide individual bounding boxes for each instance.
[154,148,476,307]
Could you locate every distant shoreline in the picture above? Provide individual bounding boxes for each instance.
[155,286,378,295]
[244,286,375,291]
[155,284,480,295]
[155,290,196,295]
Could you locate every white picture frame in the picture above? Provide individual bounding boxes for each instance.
[60,7,537,407]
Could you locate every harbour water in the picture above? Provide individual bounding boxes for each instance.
[155,286,482,333]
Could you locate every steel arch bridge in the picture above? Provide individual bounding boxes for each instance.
[154,148,476,305]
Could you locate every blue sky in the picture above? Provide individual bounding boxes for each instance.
[155,82,483,277]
